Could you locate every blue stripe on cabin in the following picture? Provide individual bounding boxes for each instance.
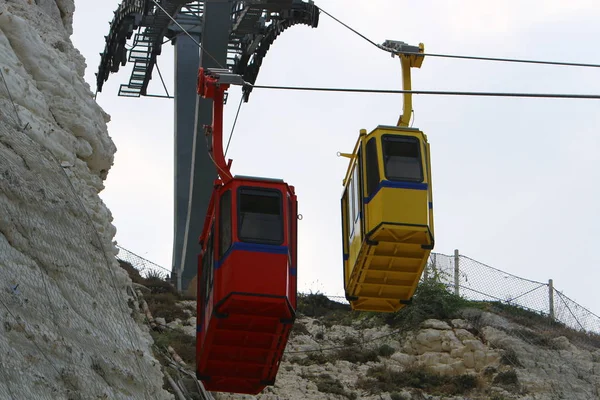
[215,242,289,269]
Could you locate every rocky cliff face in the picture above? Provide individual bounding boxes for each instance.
[0,1,169,398]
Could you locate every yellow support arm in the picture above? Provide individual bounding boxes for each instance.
[382,40,425,127]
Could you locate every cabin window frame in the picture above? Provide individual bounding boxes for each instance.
[287,195,293,265]
[348,175,355,238]
[352,163,360,223]
[237,187,284,246]
[348,157,362,239]
[219,190,232,258]
[365,137,380,197]
[342,187,351,247]
[202,225,215,305]
[381,135,424,183]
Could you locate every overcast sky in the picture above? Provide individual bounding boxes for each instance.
[72,0,600,317]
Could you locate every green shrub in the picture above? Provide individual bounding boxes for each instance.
[499,348,522,367]
[310,373,356,400]
[357,365,478,396]
[510,328,553,348]
[336,346,379,364]
[384,278,469,331]
[343,336,360,346]
[151,329,196,365]
[293,351,329,366]
[315,374,345,395]
[377,344,395,357]
[145,293,190,323]
[297,293,350,318]
[493,370,519,386]
[290,322,310,337]
[145,269,166,280]
[296,293,358,327]
[118,260,145,284]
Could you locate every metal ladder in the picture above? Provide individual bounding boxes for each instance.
[118,0,200,97]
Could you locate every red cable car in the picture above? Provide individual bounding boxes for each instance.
[195,68,298,395]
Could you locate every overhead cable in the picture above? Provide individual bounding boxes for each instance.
[401,51,600,69]
[225,96,244,157]
[250,84,600,100]
[318,7,381,49]
[319,6,600,69]
[155,59,171,98]
[0,69,23,127]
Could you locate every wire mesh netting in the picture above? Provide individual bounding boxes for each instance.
[0,113,166,398]
[430,253,551,314]
[553,290,600,334]
[116,245,172,279]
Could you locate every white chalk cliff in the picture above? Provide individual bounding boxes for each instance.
[0,1,170,398]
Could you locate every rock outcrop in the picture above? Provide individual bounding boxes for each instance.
[0,1,169,398]
[163,299,600,400]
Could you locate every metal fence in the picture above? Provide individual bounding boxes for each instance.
[431,251,600,335]
[117,247,600,335]
[116,245,172,279]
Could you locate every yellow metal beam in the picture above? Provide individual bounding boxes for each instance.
[396,43,425,127]
[340,128,367,186]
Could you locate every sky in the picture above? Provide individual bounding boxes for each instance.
[72,0,600,317]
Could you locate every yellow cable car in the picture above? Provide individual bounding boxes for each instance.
[340,41,434,312]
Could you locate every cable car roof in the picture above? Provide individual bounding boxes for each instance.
[234,175,285,183]
[371,125,422,133]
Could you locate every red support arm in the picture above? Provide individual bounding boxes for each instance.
[197,67,233,183]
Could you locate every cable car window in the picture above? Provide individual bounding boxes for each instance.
[288,197,292,260]
[238,188,283,245]
[365,138,380,196]
[219,190,232,258]
[352,164,360,223]
[382,135,423,182]
[342,188,351,242]
[349,179,354,221]
[202,226,214,304]
[348,177,355,237]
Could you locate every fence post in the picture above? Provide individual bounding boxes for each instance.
[548,279,555,319]
[453,249,460,296]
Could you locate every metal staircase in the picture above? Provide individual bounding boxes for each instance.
[118,33,153,97]
[97,0,199,96]
[118,0,201,97]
